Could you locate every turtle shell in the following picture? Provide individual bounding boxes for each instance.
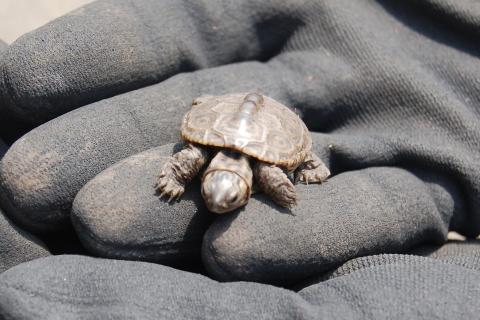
[181,93,312,170]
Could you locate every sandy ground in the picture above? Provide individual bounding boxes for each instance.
[0,0,94,43]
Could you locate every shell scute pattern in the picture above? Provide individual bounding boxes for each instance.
[181,93,311,170]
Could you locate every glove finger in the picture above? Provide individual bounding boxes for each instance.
[202,165,462,285]
[298,249,480,319]
[410,239,480,260]
[0,0,302,124]
[0,51,342,233]
[0,255,305,319]
[71,143,213,266]
[0,40,31,145]
[301,240,480,287]
[0,207,50,273]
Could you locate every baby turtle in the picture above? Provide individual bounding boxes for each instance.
[155,92,330,213]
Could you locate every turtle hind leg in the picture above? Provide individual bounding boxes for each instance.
[295,152,330,184]
[155,144,209,202]
[253,162,297,207]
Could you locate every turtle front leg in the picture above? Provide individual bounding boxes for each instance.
[253,162,297,207]
[295,152,330,184]
[155,144,209,202]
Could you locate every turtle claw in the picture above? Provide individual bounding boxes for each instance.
[274,181,298,208]
[156,174,185,203]
[167,189,182,203]
[295,165,330,184]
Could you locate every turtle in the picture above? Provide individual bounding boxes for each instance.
[155,92,330,214]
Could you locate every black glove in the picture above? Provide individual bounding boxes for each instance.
[1,241,480,319]
[0,0,478,285]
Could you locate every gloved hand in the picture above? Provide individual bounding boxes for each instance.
[2,241,480,319]
[1,0,479,285]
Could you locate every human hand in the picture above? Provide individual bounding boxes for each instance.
[1,0,478,285]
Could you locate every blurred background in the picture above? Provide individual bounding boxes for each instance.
[0,0,94,43]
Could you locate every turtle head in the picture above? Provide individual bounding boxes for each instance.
[201,170,250,214]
